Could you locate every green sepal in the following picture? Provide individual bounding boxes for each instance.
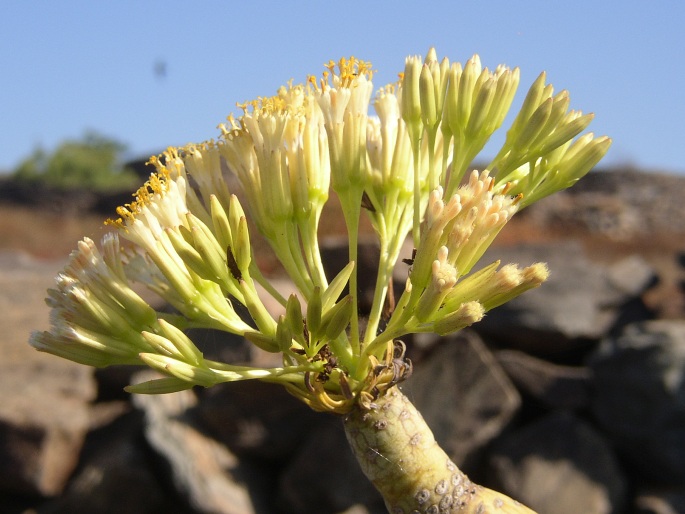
[321,261,355,312]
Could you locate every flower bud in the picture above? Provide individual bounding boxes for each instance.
[244,330,280,353]
[190,220,231,283]
[286,293,306,342]
[443,62,462,136]
[233,215,252,274]
[433,301,485,335]
[456,55,481,129]
[210,194,233,250]
[139,352,219,387]
[481,262,549,310]
[465,77,496,138]
[306,286,323,338]
[559,134,612,182]
[420,63,438,129]
[537,112,594,156]
[155,319,204,366]
[508,71,552,139]
[401,55,422,128]
[414,247,457,322]
[486,67,520,133]
[530,91,572,148]
[276,315,295,353]
[514,96,553,150]
[322,294,353,340]
[125,377,194,394]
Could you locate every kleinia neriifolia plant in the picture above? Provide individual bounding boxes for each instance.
[31,48,611,513]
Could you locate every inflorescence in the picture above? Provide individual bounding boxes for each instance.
[31,49,610,414]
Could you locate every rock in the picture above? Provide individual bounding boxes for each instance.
[35,409,172,514]
[196,379,321,460]
[605,254,659,298]
[489,411,627,514]
[589,320,685,485]
[532,189,645,240]
[278,421,384,514]
[401,331,521,467]
[185,327,254,368]
[132,372,261,514]
[93,366,142,402]
[496,350,592,410]
[476,242,656,355]
[635,488,685,514]
[677,252,685,270]
[320,238,381,316]
[0,251,96,497]
[7,168,685,512]
[528,169,685,239]
[0,361,95,497]
[336,505,380,514]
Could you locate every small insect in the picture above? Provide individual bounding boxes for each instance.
[226,245,242,280]
[402,248,417,266]
[361,191,375,212]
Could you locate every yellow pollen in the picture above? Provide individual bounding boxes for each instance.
[105,151,174,229]
[320,57,374,89]
[231,81,307,124]
[219,114,242,137]
[499,182,513,195]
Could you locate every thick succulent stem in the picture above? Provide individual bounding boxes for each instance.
[343,386,536,514]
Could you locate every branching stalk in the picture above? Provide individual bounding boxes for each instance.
[30,49,611,513]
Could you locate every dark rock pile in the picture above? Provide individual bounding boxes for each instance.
[2,168,685,514]
[528,168,685,240]
[0,176,134,216]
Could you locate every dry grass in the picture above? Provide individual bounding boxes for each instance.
[0,204,111,259]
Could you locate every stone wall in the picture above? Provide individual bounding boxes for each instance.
[2,168,685,513]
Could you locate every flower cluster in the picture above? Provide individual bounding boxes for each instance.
[31,49,610,413]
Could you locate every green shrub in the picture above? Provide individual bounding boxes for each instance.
[13,132,139,191]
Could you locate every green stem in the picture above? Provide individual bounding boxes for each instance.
[249,261,287,307]
[426,127,438,193]
[338,187,362,353]
[343,387,537,513]
[363,244,391,346]
[286,222,315,293]
[412,139,422,248]
[301,210,329,289]
[363,206,412,348]
[345,194,361,355]
[273,224,313,297]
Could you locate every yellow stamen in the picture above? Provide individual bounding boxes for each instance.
[105,154,173,230]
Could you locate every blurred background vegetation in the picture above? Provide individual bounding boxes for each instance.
[10,131,140,192]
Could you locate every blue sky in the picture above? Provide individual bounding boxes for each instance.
[2,1,684,174]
